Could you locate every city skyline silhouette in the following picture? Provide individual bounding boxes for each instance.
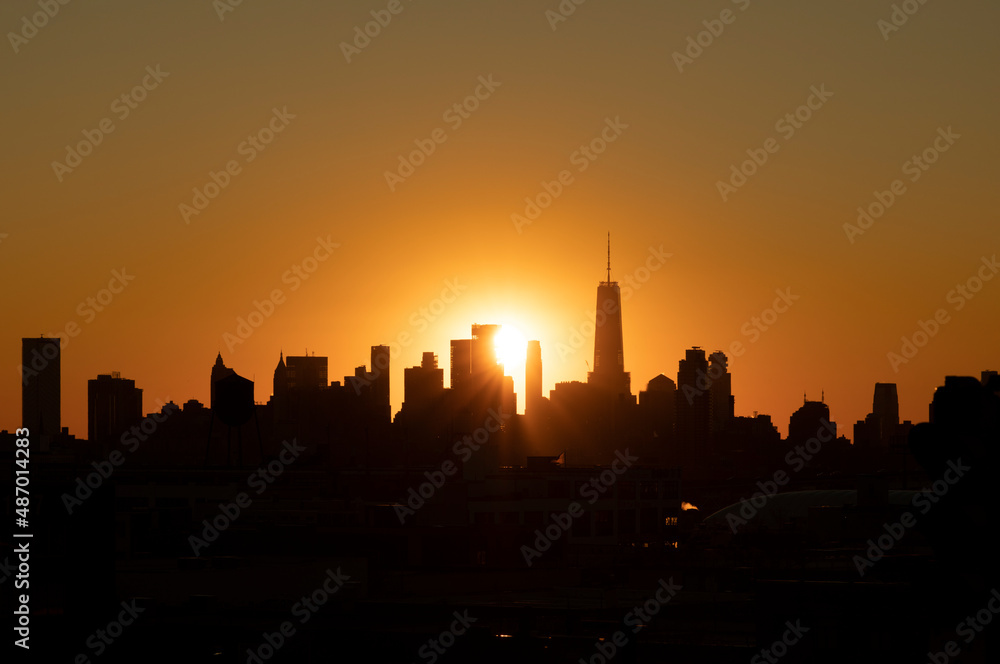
[3,1,998,662]
[8,235,996,441]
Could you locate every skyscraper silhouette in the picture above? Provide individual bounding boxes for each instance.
[676,347,711,463]
[271,351,288,422]
[789,396,836,446]
[708,351,734,436]
[450,339,471,390]
[88,372,142,454]
[526,340,542,415]
[587,235,630,397]
[471,324,500,373]
[872,383,900,433]
[470,324,504,415]
[403,352,444,414]
[371,345,391,422]
[210,352,234,410]
[286,354,328,390]
[854,382,911,463]
[639,374,676,443]
[21,336,61,446]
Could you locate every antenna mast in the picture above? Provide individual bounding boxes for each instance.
[606,232,611,283]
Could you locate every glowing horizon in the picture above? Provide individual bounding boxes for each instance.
[2,1,997,440]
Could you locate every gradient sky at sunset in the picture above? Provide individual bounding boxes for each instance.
[2,0,998,439]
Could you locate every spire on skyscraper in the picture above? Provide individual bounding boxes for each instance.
[606,232,611,283]
[588,235,630,397]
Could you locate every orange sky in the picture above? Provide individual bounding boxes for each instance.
[2,0,998,439]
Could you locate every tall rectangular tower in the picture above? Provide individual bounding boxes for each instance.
[22,337,61,440]
[88,372,142,452]
[450,339,471,390]
[470,324,500,374]
[872,383,899,430]
[676,347,711,461]
[526,340,542,415]
[371,345,391,422]
[708,351,734,434]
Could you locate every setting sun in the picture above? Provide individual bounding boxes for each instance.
[494,325,527,370]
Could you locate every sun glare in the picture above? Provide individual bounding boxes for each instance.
[494,325,527,369]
